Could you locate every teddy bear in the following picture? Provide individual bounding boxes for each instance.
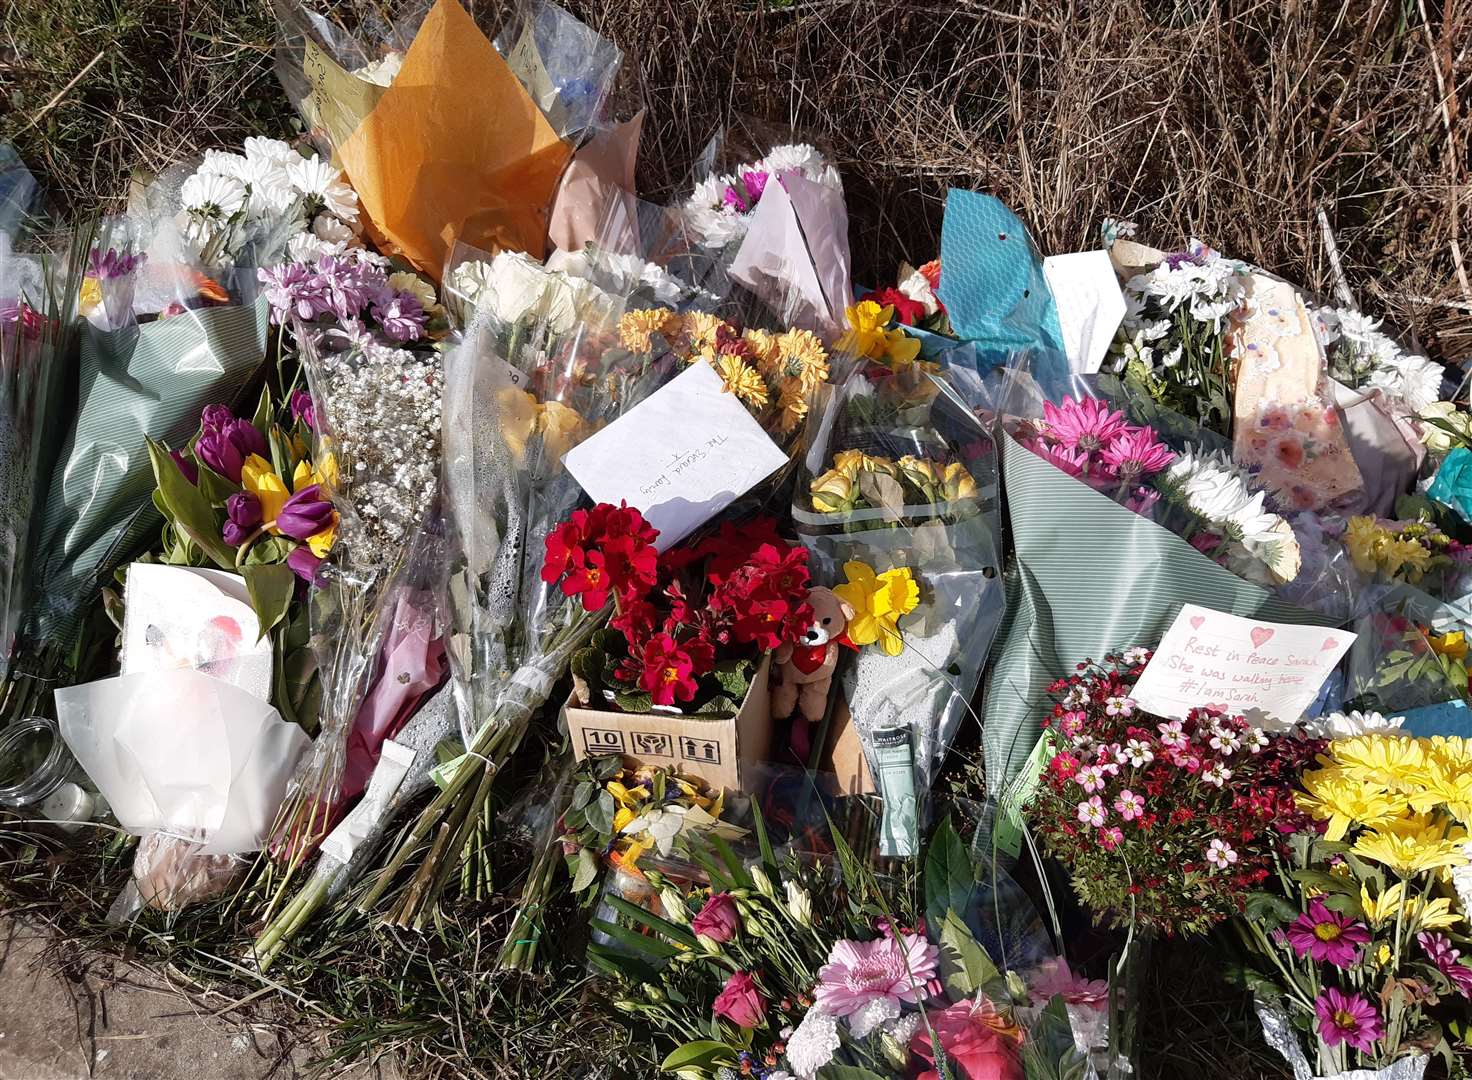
[770,586,855,764]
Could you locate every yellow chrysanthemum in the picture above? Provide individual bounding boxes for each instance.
[833,560,921,656]
[1331,734,1429,795]
[714,355,769,407]
[775,328,830,391]
[617,309,678,353]
[774,383,809,436]
[1296,766,1405,841]
[742,328,782,376]
[1351,814,1469,876]
[1387,537,1433,581]
[679,312,729,360]
[1344,516,1387,575]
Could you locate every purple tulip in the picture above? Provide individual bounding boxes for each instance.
[290,388,316,431]
[275,484,334,541]
[287,544,323,583]
[222,492,262,546]
[169,449,198,486]
[196,405,268,483]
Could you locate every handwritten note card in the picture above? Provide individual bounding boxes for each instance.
[1130,604,1355,728]
[1042,250,1126,375]
[562,361,789,549]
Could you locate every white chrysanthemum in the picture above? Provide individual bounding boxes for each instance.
[235,155,297,216]
[784,1008,840,1079]
[312,212,356,246]
[286,157,359,223]
[846,996,901,1038]
[897,268,938,315]
[353,51,403,87]
[1453,841,1472,916]
[1168,447,1300,579]
[1369,352,1446,413]
[180,170,247,221]
[761,142,828,178]
[243,136,299,169]
[1300,710,1405,739]
[883,1013,922,1046]
[196,149,251,180]
[287,231,347,263]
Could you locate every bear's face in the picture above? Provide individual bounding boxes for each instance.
[800,587,854,647]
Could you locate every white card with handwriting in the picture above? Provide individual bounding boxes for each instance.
[562,361,789,549]
[1129,604,1355,728]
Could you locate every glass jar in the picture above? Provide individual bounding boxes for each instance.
[0,716,93,825]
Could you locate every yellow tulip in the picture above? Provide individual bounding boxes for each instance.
[241,454,289,528]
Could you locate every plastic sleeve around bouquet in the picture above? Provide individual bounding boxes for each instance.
[982,429,1334,789]
[1338,581,1472,717]
[793,363,1005,804]
[26,292,269,649]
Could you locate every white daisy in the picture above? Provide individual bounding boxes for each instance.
[243,136,299,169]
[312,212,357,246]
[286,157,359,223]
[180,170,247,221]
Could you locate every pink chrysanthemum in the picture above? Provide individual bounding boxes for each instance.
[1419,932,1472,999]
[1042,397,1129,454]
[1027,957,1108,1010]
[1286,899,1370,968]
[1099,425,1175,481]
[1021,436,1088,478]
[1314,988,1383,1053]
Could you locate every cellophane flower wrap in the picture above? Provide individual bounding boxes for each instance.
[1240,731,1471,1080]
[358,244,685,926]
[793,358,1004,836]
[976,369,1334,793]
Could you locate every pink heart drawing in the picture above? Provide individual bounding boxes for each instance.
[1321,637,1339,651]
[1189,615,1205,631]
[1250,627,1275,650]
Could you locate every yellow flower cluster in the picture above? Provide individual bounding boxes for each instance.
[1344,516,1451,584]
[241,451,339,557]
[810,449,978,513]
[1298,733,1472,875]
[605,768,735,870]
[616,309,830,434]
[835,300,923,370]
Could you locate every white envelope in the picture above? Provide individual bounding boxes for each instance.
[1043,250,1127,374]
[122,564,273,703]
[56,668,309,854]
[561,361,789,549]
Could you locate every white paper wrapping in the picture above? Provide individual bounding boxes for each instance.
[57,668,309,853]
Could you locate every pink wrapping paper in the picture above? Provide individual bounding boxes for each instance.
[547,112,644,254]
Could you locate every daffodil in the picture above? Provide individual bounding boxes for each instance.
[833,560,921,656]
[1351,814,1469,876]
[836,300,923,370]
[1296,766,1404,841]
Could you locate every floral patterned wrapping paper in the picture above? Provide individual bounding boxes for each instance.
[1232,273,1364,512]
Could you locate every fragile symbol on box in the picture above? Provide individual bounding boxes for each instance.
[582,728,626,755]
[631,731,673,757]
[679,737,721,765]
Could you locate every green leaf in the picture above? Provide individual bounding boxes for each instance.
[251,384,273,435]
[1321,892,1364,919]
[925,816,975,931]
[195,463,238,506]
[694,694,738,716]
[937,908,998,997]
[711,659,752,700]
[147,437,235,568]
[1290,869,1360,897]
[603,895,700,949]
[571,781,595,812]
[661,1040,738,1076]
[242,563,296,639]
[571,646,605,699]
[1244,892,1300,926]
[816,1068,889,1080]
[749,797,776,875]
[587,918,682,959]
[613,689,654,713]
[269,426,294,480]
[571,847,601,893]
[586,789,616,834]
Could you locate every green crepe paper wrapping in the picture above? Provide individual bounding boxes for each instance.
[982,429,1337,792]
[26,299,269,647]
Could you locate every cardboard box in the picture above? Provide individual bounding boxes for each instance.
[566,655,773,792]
[824,697,875,796]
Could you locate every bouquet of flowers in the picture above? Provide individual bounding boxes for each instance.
[1241,732,1472,1079]
[1026,651,1324,937]
[794,356,1003,853]
[567,516,813,717]
[591,814,1097,1080]
[682,142,842,251]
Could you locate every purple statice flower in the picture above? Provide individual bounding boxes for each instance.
[88,247,145,280]
[258,262,329,325]
[316,255,390,323]
[222,492,262,546]
[372,291,426,343]
[1419,932,1472,999]
[290,388,316,431]
[195,404,268,483]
